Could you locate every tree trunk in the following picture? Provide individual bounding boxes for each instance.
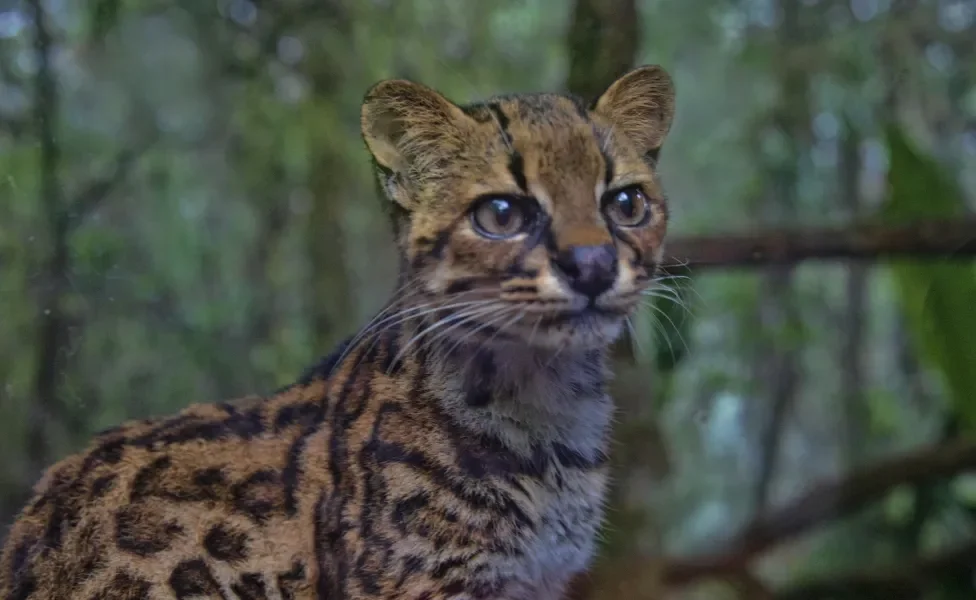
[751,0,807,514]
[839,122,868,467]
[26,0,71,478]
[304,3,356,354]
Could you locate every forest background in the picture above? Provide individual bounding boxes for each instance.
[1,0,976,598]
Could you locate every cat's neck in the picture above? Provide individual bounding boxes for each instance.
[422,338,615,460]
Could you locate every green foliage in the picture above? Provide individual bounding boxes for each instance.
[884,125,976,430]
[865,387,903,438]
[951,474,976,510]
[88,0,123,42]
[882,484,917,526]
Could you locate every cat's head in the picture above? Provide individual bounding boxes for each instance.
[361,66,675,351]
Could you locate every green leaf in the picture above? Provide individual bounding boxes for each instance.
[950,474,976,508]
[881,484,916,526]
[883,124,976,430]
[89,0,123,42]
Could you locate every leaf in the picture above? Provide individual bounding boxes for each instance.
[950,474,976,508]
[883,124,976,430]
[881,484,916,526]
[866,387,901,438]
[89,0,123,43]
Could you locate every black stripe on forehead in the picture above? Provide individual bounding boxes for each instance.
[486,102,511,136]
[602,151,615,188]
[460,103,495,123]
[587,122,614,187]
[507,152,528,193]
[484,103,529,193]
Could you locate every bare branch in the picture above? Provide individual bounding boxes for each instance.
[663,438,976,586]
[729,568,774,600]
[772,540,976,600]
[664,217,976,270]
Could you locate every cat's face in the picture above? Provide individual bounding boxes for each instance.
[361,66,675,351]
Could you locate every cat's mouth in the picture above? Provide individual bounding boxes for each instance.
[538,304,625,326]
[420,292,634,351]
[464,300,629,350]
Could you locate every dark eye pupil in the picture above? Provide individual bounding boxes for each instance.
[492,199,512,226]
[615,192,635,218]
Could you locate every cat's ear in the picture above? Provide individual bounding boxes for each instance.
[361,79,471,174]
[591,65,675,163]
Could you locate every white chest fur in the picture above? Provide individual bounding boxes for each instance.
[517,465,608,599]
[434,344,614,598]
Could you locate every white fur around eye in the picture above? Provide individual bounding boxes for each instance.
[593,181,606,207]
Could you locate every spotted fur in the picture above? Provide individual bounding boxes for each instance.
[1,65,675,599]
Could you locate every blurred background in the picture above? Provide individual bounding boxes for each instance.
[1,0,976,598]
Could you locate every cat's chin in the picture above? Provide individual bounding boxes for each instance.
[494,311,627,352]
[431,304,629,354]
[532,319,624,351]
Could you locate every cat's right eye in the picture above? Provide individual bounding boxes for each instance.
[471,196,528,239]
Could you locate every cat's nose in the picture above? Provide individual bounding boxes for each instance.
[554,244,618,300]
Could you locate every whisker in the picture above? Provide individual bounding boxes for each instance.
[651,271,704,305]
[390,303,502,370]
[641,291,690,314]
[624,316,647,359]
[346,298,462,348]
[641,309,678,363]
[527,312,543,348]
[361,303,494,373]
[417,304,507,358]
[658,257,693,271]
[665,280,703,306]
[484,308,525,347]
[640,298,690,358]
[544,338,570,370]
[442,305,521,358]
[454,307,526,376]
[641,287,696,318]
[640,294,690,320]
[330,275,426,369]
[347,297,492,373]
[653,273,692,283]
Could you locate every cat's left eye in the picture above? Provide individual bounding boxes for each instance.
[471,197,528,239]
[603,186,650,227]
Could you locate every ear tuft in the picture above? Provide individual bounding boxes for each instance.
[591,65,676,162]
[361,79,468,174]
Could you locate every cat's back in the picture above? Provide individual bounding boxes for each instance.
[0,381,334,600]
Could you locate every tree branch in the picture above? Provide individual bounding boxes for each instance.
[66,136,158,231]
[664,217,976,269]
[663,437,976,586]
[27,0,67,475]
[22,1,155,476]
[772,540,976,600]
